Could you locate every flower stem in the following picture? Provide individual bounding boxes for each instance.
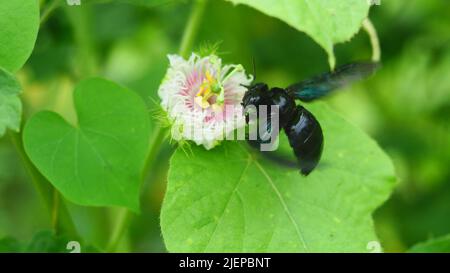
[179,0,208,58]
[64,4,99,77]
[105,0,207,253]
[8,131,79,239]
[143,127,168,179]
[362,18,381,62]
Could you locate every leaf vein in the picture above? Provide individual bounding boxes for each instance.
[201,157,251,252]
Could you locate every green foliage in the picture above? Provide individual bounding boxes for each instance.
[84,0,176,6]
[23,78,151,212]
[0,0,447,254]
[161,103,396,252]
[372,45,450,189]
[408,234,450,253]
[0,237,21,252]
[26,231,74,253]
[0,0,40,73]
[225,0,370,68]
[325,0,450,252]
[0,68,22,136]
[0,230,98,253]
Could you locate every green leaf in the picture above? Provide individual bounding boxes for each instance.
[226,0,370,68]
[0,237,22,253]
[161,102,396,252]
[408,234,450,253]
[0,231,99,253]
[23,78,151,212]
[0,68,22,137]
[83,0,175,7]
[26,231,73,253]
[0,0,40,73]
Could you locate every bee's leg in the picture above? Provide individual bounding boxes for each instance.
[246,106,280,151]
[246,119,274,150]
[283,106,324,175]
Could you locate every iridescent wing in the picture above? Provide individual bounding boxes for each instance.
[286,62,379,102]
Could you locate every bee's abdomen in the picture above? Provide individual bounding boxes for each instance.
[284,106,324,175]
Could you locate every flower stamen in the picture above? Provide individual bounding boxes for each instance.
[194,65,245,109]
[195,70,221,109]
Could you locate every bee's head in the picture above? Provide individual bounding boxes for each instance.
[241,83,269,108]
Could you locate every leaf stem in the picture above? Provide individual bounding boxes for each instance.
[40,0,61,25]
[105,0,208,253]
[362,18,381,62]
[8,131,79,239]
[106,208,134,252]
[51,188,61,234]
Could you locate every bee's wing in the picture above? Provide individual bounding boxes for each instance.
[286,62,379,102]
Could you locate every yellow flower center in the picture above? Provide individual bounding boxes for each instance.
[195,70,224,109]
[194,64,244,110]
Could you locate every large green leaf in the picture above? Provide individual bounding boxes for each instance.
[83,0,175,6]
[408,235,450,253]
[23,78,151,212]
[0,0,40,73]
[161,102,396,252]
[226,0,370,68]
[0,68,22,137]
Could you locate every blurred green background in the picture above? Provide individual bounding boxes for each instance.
[0,0,449,252]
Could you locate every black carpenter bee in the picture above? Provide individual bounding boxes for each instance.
[241,62,379,175]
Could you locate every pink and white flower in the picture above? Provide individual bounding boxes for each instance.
[158,53,253,149]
